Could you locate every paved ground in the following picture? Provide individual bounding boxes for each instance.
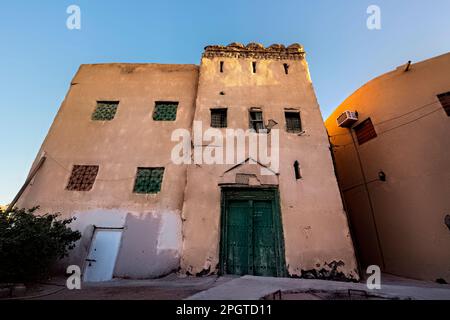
[188,275,450,300]
[4,273,450,300]
[14,274,236,300]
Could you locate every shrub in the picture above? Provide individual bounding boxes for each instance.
[0,207,81,283]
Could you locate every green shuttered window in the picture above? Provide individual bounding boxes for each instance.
[153,102,178,121]
[92,101,119,121]
[133,168,165,194]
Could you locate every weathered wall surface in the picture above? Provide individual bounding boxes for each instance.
[181,45,359,280]
[17,63,199,278]
[325,53,450,282]
[17,45,360,281]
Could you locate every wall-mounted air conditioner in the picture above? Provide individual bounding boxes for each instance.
[337,111,358,128]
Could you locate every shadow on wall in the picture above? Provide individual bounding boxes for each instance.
[114,212,181,279]
[56,209,182,280]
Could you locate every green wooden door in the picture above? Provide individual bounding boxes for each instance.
[221,189,286,277]
[226,200,252,276]
[253,200,277,276]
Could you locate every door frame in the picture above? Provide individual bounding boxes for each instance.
[219,187,287,277]
[83,227,124,282]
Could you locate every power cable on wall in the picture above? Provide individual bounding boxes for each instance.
[328,99,442,140]
[330,107,443,148]
[40,98,446,179]
[326,97,446,271]
[329,106,444,147]
[45,152,176,182]
[374,101,438,126]
[377,107,442,135]
[44,149,229,183]
[36,99,446,185]
[348,129,386,270]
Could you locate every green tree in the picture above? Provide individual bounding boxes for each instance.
[0,207,81,283]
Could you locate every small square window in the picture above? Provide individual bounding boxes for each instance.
[285,111,302,133]
[133,168,165,194]
[211,109,228,128]
[92,101,119,121]
[153,102,178,121]
[354,118,377,145]
[437,91,450,117]
[249,110,265,132]
[66,165,99,191]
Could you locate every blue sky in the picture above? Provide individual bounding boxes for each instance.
[1,0,450,204]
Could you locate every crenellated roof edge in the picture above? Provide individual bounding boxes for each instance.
[203,42,305,60]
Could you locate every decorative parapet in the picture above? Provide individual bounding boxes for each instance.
[203,42,305,60]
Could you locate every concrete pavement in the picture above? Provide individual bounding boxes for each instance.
[4,273,449,300]
[187,275,450,300]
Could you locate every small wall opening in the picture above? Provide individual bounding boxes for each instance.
[285,111,302,133]
[294,161,302,180]
[283,63,289,75]
[220,61,224,73]
[211,108,228,128]
[252,61,257,73]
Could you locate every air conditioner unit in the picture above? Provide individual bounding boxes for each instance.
[337,111,358,128]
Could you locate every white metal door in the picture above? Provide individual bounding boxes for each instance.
[83,229,122,282]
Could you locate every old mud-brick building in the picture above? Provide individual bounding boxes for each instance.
[326,53,450,283]
[16,43,359,282]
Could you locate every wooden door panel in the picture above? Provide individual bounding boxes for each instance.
[226,200,252,275]
[221,188,286,277]
[253,200,277,276]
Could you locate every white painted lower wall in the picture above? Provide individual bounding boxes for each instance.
[66,209,182,279]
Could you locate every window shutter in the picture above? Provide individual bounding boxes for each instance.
[354,118,377,145]
[153,102,179,121]
[211,109,228,128]
[437,92,450,117]
[67,165,99,191]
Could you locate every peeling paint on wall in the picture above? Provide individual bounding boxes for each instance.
[291,261,359,282]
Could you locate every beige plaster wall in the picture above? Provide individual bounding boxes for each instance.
[181,56,359,279]
[17,63,199,278]
[17,51,360,281]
